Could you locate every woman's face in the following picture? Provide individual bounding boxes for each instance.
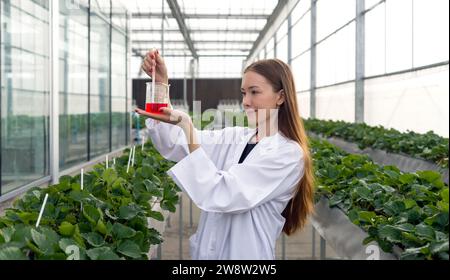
[241,71,285,127]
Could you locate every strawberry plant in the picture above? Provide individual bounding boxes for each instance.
[311,138,449,260]
[304,118,449,168]
[0,142,179,260]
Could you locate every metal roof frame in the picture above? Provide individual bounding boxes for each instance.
[129,0,281,58]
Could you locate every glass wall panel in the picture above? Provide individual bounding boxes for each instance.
[89,8,111,158]
[291,11,310,58]
[1,0,129,199]
[365,65,449,137]
[385,0,413,72]
[365,2,386,76]
[59,0,89,169]
[315,82,355,122]
[111,27,127,149]
[413,0,449,67]
[297,91,310,119]
[276,34,288,64]
[291,51,310,92]
[1,0,50,195]
[291,0,310,24]
[316,23,355,86]
[317,0,355,41]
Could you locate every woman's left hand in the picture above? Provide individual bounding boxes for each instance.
[135,107,192,130]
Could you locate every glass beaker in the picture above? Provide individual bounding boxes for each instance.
[145,82,170,114]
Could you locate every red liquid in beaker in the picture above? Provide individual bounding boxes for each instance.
[146,103,168,114]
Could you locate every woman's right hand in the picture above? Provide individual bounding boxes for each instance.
[141,49,169,84]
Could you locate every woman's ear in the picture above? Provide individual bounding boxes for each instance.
[277,90,286,106]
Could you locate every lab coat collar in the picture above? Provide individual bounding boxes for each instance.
[234,127,286,163]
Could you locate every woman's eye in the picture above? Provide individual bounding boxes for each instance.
[251,91,258,94]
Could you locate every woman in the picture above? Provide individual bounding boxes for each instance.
[135,49,315,260]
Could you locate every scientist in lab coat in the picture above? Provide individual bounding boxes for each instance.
[135,49,315,260]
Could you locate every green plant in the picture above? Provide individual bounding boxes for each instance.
[304,118,449,168]
[311,138,449,260]
[0,142,179,260]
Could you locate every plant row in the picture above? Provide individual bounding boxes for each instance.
[304,118,449,168]
[0,142,179,260]
[311,138,448,260]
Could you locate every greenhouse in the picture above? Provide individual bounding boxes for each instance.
[0,0,448,264]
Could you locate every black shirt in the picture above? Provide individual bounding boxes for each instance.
[238,143,258,164]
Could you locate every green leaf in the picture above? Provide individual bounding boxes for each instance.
[403,199,417,210]
[59,238,79,252]
[358,211,376,224]
[72,225,86,248]
[348,209,359,224]
[405,208,422,224]
[437,201,449,212]
[430,240,449,254]
[401,245,430,260]
[377,184,396,193]
[147,228,162,245]
[401,232,425,245]
[143,179,162,197]
[118,204,142,220]
[141,165,154,178]
[102,169,118,186]
[355,186,372,201]
[437,252,449,260]
[16,212,38,225]
[31,228,59,254]
[393,223,415,232]
[58,222,75,237]
[384,169,400,180]
[378,225,402,243]
[151,174,162,186]
[399,173,417,184]
[96,220,108,236]
[417,170,444,187]
[160,200,176,213]
[415,224,436,241]
[117,240,142,259]
[130,231,148,252]
[68,190,91,203]
[424,212,449,228]
[383,200,406,216]
[440,188,449,203]
[148,210,164,222]
[86,247,120,260]
[0,228,14,243]
[105,209,118,220]
[82,205,101,225]
[112,223,136,240]
[0,246,27,260]
[81,232,105,247]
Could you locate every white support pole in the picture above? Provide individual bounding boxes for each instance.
[36,194,49,228]
[50,0,60,184]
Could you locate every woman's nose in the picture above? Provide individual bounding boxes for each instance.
[242,95,251,108]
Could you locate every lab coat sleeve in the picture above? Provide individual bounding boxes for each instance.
[145,118,225,163]
[145,118,189,162]
[167,142,304,214]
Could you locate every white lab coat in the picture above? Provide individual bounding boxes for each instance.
[146,119,305,260]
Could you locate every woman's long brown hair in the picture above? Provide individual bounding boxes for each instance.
[244,59,315,235]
